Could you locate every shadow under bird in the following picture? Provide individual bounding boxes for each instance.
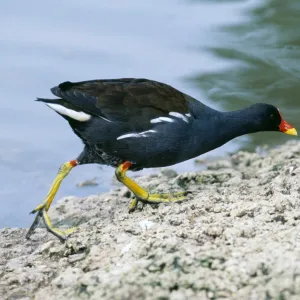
[26,78,297,242]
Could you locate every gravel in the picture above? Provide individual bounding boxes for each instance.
[1,140,300,300]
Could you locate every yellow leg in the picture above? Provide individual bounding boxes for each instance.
[116,162,189,212]
[26,160,78,242]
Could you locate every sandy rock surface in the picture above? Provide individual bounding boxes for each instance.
[1,141,300,300]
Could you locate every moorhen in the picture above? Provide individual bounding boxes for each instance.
[26,78,297,241]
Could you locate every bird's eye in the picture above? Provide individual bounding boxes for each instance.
[270,114,274,120]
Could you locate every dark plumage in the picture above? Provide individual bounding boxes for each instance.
[27,78,297,242]
[37,78,296,170]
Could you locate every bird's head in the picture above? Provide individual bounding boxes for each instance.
[251,103,297,135]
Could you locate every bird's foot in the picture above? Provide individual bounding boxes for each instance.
[26,205,77,243]
[26,160,78,242]
[116,161,191,213]
[128,191,191,213]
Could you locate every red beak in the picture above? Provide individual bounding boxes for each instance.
[278,109,297,136]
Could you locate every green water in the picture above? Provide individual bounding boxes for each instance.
[192,0,300,150]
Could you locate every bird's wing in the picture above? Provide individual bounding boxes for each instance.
[51,78,191,131]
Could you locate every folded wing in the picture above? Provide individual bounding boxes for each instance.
[51,78,190,131]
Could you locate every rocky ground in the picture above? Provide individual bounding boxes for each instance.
[1,141,300,300]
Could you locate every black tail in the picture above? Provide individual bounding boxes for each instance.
[36,98,82,111]
[36,98,61,103]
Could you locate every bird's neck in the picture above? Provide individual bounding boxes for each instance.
[216,108,262,142]
[191,106,262,156]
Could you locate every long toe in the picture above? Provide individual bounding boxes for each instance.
[25,211,43,240]
[42,210,77,242]
[128,197,139,213]
[26,206,77,242]
[146,191,190,203]
[45,226,77,243]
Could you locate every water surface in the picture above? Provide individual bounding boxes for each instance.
[193,0,300,150]
[1,0,297,228]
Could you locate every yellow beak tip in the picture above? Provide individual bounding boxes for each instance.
[284,128,297,136]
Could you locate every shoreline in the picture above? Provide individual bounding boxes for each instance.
[1,140,300,300]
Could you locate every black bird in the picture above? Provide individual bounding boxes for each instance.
[26,78,297,241]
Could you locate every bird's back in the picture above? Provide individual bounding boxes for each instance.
[40,78,217,168]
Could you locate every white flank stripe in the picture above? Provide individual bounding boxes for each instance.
[99,116,114,123]
[150,117,174,124]
[150,118,162,124]
[169,112,189,123]
[46,103,91,122]
[159,117,174,123]
[117,130,156,140]
[117,133,139,140]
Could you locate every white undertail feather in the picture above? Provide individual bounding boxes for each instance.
[46,103,91,122]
